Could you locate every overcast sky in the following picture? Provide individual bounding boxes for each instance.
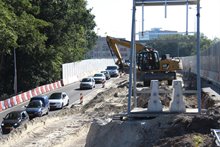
[87,0,220,40]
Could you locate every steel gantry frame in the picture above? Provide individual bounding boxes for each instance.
[127,0,201,114]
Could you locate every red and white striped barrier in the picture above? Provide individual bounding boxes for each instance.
[40,86,46,94]
[26,90,32,100]
[0,80,63,112]
[49,84,54,91]
[45,84,50,92]
[0,102,2,111]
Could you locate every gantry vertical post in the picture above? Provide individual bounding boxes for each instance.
[196,0,201,113]
[128,0,136,114]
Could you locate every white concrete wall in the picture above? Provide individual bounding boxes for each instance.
[62,59,115,85]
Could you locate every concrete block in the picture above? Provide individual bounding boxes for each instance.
[148,80,163,112]
[169,80,186,112]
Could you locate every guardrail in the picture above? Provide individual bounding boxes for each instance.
[0,81,62,112]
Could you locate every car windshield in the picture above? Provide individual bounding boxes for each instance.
[106,66,117,70]
[82,78,91,82]
[49,93,62,99]
[94,74,103,77]
[5,112,20,120]
[27,101,42,108]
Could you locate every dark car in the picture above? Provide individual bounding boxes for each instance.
[26,96,50,118]
[101,71,111,80]
[30,95,50,108]
[26,100,49,119]
[1,110,29,134]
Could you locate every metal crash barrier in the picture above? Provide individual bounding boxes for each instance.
[211,129,220,146]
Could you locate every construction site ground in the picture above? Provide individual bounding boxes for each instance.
[0,73,220,147]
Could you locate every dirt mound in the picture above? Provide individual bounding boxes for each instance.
[155,133,215,147]
[85,114,220,147]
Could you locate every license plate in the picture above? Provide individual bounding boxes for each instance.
[5,127,12,129]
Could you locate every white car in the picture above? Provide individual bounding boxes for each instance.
[49,92,70,109]
[106,66,119,77]
[93,73,106,83]
[80,77,96,89]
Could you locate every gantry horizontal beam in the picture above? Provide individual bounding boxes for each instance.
[135,0,197,6]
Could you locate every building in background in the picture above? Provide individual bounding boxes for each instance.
[137,28,190,41]
[86,37,111,59]
[86,37,130,61]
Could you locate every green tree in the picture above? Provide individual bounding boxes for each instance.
[145,34,212,57]
[31,0,97,62]
[0,0,97,98]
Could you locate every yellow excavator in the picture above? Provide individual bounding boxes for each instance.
[106,35,182,86]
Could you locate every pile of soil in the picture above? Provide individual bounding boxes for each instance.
[85,113,220,147]
[84,77,220,147]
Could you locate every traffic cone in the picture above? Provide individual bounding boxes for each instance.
[79,93,83,105]
[102,81,105,88]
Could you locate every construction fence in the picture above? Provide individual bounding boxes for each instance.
[181,41,220,86]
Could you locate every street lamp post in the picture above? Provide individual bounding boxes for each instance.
[13,48,17,94]
[186,0,189,35]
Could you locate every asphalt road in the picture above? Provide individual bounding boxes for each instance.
[0,79,107,126]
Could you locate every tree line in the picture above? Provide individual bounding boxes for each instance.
[0,0,97,99]
[145,34,214,57]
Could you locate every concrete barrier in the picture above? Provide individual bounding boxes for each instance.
[169,80,186,112]
[147,80,163,112]
[62,59,115,85]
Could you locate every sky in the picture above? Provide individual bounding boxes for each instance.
[86,0,220,40]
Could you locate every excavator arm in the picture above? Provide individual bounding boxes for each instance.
[106,36,145,66]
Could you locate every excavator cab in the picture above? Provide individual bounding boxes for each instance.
[137,49,160,71]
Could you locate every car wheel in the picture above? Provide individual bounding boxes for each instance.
[39,112,43,117]
[61,103,64,109]
[168,80,172,86]
[67,100,69,106]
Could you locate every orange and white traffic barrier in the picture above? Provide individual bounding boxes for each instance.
[1,101,4,110]
[80,93,83,105]
[102,81,105,88]
[0,102,2,112]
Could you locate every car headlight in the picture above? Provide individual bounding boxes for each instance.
[1,123,4,126]
[14,123,18,126]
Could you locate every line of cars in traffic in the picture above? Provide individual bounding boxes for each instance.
[1,92,70,134]
[79,65,119,90]
[0,65,119,134]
